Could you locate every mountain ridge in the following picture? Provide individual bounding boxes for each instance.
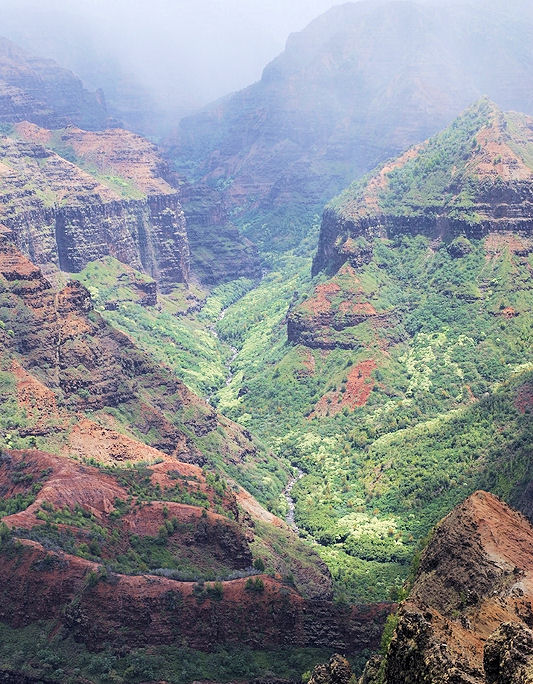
[170,1,533,253]
[0,36,111,131]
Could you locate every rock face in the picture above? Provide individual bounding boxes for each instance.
[484,623,533,684]
[289,100,533,349]
[170,2,533,249]
[0,37,109,130]
[179,180,261,284]
[0,123,189,291]
[308,655,355,684]
[362,491,533,683]
[312,100,533,277]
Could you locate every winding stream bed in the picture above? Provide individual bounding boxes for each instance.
[283,468,304,532]
[206,297,305,536]
[207,307,238,402]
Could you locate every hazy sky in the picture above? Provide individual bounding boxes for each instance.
[2,0,346,114]
[2,0,530,121]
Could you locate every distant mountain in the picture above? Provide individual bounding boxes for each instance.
[169,0,533,251]
[0,36,111,130]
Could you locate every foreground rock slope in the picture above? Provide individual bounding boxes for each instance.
[362,491,533,683]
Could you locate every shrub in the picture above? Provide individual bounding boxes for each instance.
[253,558,265,572]
[245,577,265,593]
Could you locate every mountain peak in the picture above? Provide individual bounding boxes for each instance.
[312,101,533,277]
[364,490,533,683]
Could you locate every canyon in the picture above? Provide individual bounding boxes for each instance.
[0,2,532,682]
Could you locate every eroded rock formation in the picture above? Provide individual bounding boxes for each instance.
[1,123,189,291]
[361,491,533,683]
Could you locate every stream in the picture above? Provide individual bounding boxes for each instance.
[207,307,238,403]
[206,296,305,535]
[283,468,304,533]
[218,308,238,386]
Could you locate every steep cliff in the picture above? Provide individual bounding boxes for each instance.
[0,123,189,291]
[0,37,109,130]
[362,491,533,683]
[312,99,533,277]
[290,100,533,348]
[179,179,261,284]
[0,237,257,470]
[169,2,533,251]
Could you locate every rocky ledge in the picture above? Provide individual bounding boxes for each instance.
[0,123,189,291]
[362,491,533,683]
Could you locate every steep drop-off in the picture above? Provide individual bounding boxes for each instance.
[311,99,533,279]
[0,122,189,291]
[289,100,533,348]
[179,179,261,284]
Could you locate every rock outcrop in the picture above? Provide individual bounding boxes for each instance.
[0,123,189,291]
[0,37,110,130]
[289,100,533,349]
[312,100,533,277]
[361,491,533,683]
[308,655,355,684]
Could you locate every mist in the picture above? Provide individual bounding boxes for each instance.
[1,0,531,132]
[1,0,347,119]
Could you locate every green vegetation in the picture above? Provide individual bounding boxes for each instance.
[70,257,290,512]
[65,217,532,603]
[245,576,265,592]
[71,257,225,398]
[0,620,334,684]
[102,463,212,509]
[201,225,532,600]
[379,101,492,220]
[331,99,496,224]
